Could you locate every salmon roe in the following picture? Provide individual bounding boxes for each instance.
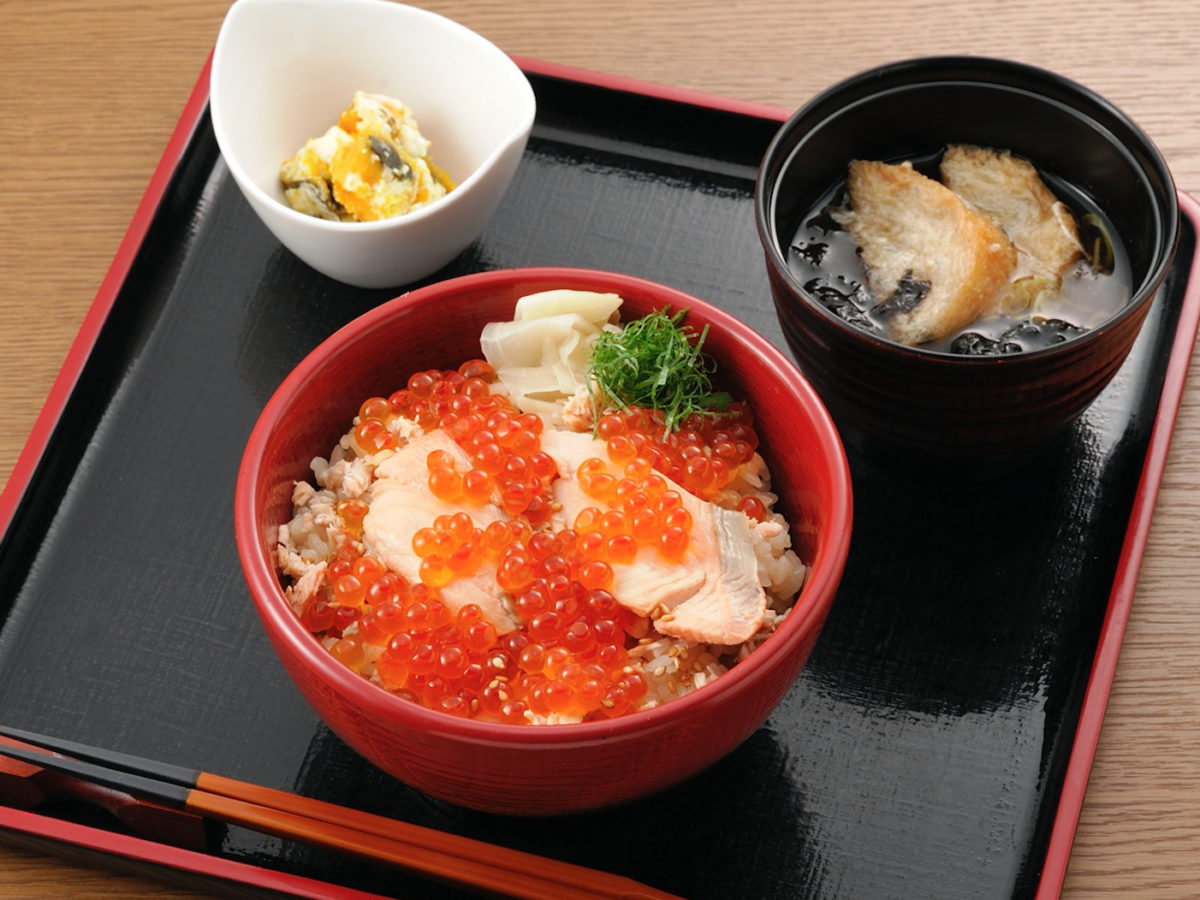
[299,360,763,723]
[592,404,759,501]
[358,361,558,526]
[304,539,649,723]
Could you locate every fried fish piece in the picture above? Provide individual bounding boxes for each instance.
[834,159,1017,346]
[940,144,1084,315]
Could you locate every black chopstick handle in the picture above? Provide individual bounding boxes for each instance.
[0,725,201,788]
[0,741,190,809]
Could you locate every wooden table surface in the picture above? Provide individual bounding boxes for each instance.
[2,1,1199,897]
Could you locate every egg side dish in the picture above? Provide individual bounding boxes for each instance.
[276,291,807,725]
[280,91,454,222]
[788,144,1129,354]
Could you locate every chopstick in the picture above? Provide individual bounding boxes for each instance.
[0,735,209,851]
[0,726,684,900]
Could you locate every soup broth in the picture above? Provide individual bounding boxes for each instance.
[786,151,1132,355]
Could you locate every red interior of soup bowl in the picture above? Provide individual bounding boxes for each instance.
[234,266,852,814]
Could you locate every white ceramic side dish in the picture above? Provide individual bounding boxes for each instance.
[210,0,535,288]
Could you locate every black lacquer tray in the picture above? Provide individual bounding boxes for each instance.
[1,57,1198,900]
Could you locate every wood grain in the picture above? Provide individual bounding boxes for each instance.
[2,1,1199,897]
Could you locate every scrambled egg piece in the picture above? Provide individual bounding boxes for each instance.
[280,92,454,222]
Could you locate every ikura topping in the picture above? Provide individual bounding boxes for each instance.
[276,292,808,724]
[279,91,454,222]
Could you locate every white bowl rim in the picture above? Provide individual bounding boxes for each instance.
[209,0,537,233]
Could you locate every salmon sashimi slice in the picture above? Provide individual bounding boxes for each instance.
[655,505,764,644]
[540,430,767,644]
[363,430,520,633]
[553,470,705,616]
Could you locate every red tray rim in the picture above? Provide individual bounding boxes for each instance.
[2,50,1199,900]
[1034,195,1200,897]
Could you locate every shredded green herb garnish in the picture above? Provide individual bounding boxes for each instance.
[586,307,732,432]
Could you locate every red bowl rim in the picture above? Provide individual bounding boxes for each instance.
[234,265,852,748]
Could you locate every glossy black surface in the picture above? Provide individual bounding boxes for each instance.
[0,71,1193,900]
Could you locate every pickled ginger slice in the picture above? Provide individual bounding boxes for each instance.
[363,430,520,633]
[513,289,622,324]
[482,290,624,423]
[834,159,1017,346]
[479,314,592,369]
